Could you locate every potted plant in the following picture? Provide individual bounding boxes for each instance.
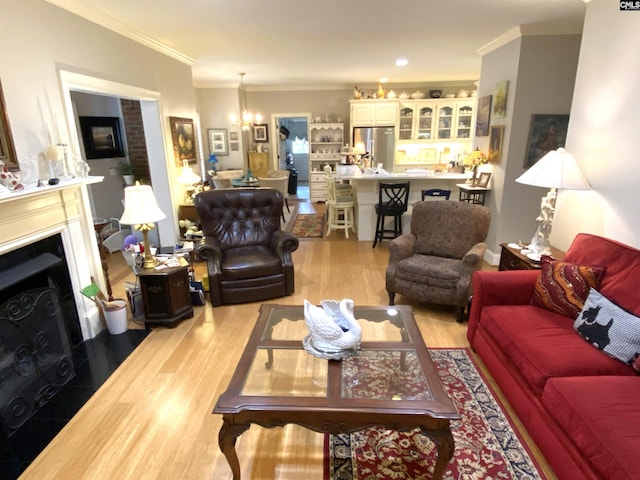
[118,160,135,185]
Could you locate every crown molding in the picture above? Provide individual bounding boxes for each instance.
[477,22,583,57]
[44,0,195,66]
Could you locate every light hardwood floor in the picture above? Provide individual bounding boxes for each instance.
[21,197,556,480]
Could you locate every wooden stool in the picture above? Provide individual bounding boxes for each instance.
[326,200,355,238]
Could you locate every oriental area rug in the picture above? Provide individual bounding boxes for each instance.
[289,213,325,238]
[324,348,547,480]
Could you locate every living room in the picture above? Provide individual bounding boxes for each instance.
[1,1,639,479]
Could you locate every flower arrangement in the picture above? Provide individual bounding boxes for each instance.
[208,153,218,172]
[464,148,488,185]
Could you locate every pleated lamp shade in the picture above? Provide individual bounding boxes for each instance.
[120,183,166,225]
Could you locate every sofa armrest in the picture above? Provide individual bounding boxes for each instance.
[467,269,540,345]
[388,234,416,263]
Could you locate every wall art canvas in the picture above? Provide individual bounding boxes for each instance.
[493,81,509,119]
[475,95,492,137]
[488,125,505,164]
[79,116,125,159]
[169,116,196,165]
[524,114,570,168]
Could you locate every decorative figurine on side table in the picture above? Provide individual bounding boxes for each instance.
[303,298,362,360]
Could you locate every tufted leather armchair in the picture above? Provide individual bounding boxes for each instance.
[194,188,299,306]
[386,201,491,322]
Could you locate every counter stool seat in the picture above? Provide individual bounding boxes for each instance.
[373,182,410,248]
[325,175,356,238]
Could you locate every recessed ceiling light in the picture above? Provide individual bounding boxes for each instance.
[379,77,389,83]
[396,58,408,67]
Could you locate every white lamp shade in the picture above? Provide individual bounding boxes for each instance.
[120,183,166,225]
[516,148,590,190]
[177,159,201,185]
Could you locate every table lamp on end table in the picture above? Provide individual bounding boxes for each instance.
[515,148,589,255]
[120,182,166,269]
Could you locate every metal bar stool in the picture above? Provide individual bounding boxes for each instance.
[372,182,410,248]
[421,188,451,200]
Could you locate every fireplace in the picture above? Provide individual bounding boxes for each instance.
[0,177,106,340]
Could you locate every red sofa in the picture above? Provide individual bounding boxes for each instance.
[467,233,640,480]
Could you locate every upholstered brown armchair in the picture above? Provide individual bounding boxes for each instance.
[194,188,299,306]
[386,201,491,322]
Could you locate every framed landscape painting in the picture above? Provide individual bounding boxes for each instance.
[488,125,505,164]
[79,116,125,159]
[475,95,492,137]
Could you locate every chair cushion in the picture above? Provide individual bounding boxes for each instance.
[395,255,461,289]
[573,288,640,365]
[222,246,282,281]
[542,376,640,480]
[481,304,634,397]
[531,255,605,319]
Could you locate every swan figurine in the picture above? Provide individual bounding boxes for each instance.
[303,299,362,359]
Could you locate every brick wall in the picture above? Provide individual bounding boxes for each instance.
[120,99,151,182]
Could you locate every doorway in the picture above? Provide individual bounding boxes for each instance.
[272,114,310,191]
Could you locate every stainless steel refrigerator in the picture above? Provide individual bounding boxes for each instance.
[352,126,396,171]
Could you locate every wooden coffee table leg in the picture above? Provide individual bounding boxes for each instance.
[218,417,250,480]
[422,426,455,480]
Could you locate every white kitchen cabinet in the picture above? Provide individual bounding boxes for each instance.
[397,99,475,142]
[350,100,398,127]
[309,123,344,172]
[398,102,435,141]
[309,171,328,202]
[435,100,476,140]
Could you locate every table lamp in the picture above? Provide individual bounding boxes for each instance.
[176,159,201,203]
[515,148,589,255]
[120,182,166,269]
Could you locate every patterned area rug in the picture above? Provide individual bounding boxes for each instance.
[325,348,547,480]
[289,213,325,238]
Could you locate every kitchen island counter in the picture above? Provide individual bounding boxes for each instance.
[335,171,472,241]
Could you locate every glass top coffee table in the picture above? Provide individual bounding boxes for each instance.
[213,304,460,480]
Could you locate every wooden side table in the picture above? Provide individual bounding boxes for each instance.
[136,265,193,328]
[456,184,490,205]
[499,243,565,271]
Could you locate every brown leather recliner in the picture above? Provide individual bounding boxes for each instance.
[194,188,299,306]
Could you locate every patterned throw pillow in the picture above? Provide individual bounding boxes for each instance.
[574,289,640,365]
[531,256,605,318]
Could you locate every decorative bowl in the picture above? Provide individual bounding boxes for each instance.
[410,90,425,99]
[429,89,442,98]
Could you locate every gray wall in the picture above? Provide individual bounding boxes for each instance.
[477,33,582,259]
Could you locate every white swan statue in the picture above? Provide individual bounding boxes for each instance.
[303,299,362,359]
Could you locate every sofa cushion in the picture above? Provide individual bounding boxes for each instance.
[531,256,604,318]
[563,233,640,316]
[481,304,634,397]
[542,376,640,480]
[574,288,640,365]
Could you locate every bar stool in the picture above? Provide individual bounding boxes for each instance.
[421,188,451,200]
[325,176,355,238]
[372,182,410,248]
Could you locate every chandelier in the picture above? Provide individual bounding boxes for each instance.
[239,73,262,131]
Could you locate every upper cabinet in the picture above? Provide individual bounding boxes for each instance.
[397,99,476,143]
[350,100,398,127]
[309,123,344,168]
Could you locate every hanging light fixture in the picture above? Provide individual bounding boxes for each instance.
[238,72,260,131]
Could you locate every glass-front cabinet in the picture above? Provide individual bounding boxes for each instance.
[398,99,474,143]
[398,103,434,141]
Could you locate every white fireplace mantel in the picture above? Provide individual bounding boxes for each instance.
[0,176,107,340]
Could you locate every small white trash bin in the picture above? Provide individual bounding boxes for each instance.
[103,299,128,335]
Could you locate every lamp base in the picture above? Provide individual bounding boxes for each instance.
[140,225,157,269]
[528,188,557,256]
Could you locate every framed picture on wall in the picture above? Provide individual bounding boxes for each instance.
[493,81,509,119]
[524,114,570,168]
[79,116,125,159]
[475,95,492,137]
[169,116,196,166]
[208,128,228,156]
[488,125,505,164]
[0,80,18,170]
[253,123,268,143]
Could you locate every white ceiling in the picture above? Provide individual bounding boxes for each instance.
[47,0,587,90]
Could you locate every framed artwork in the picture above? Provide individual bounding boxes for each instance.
[208,128,228,156]
[0,80,17,170]
[493,81,509,119]
[477,172,492,188]
[488,125,505,164]
[79,116,125,159]
[229,131,239,142]
[524,114,570,168]
[253,123,268,143]
[475,95,492,137]
[230,142,240,152]
[169,116,196,165]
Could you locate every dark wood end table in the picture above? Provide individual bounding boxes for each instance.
[213,304,460,480]
[499,242,565,271]
[136,265,193,328]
